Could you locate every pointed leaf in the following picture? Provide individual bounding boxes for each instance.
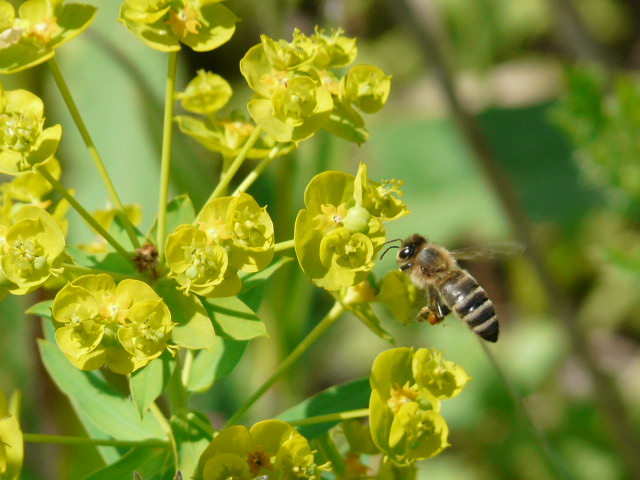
[277,378,371,440]
[38,338,166,441]
[201,296,267,340]
[131,353,176,416]
[186,337,247,393]
[172,411,213,478]
[156,279,215,350]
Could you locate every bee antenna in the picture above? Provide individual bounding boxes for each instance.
[380,238,402,259]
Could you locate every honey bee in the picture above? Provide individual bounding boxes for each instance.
[392,234,521,342]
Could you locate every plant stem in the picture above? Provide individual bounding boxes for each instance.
[232,146,281,196]
[224,302,345,427]
[389,1,640,478]
[23,433,168,448]
[274,239,295,253]
[287,408,369,427]
[200,126,263,210]
[47,57,140,250]
[316,432,346,475]
[480,342,576,480]
[157,51,179,260]
[36,165,131,260]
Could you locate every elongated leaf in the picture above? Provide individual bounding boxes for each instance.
[172,411,213,478]
[201,296,267,340]
[26,300,53,318]
[156,279,215,350]
[81,447,172,480]
[38,339,166,441]
[131,353,176,417]
[186,337,247,393]
[277,378,371,439]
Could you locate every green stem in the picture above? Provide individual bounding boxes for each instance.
[480,342,576,480]
[274,239,295,253]
[232,146,281,196]
[316,432,345,475]
[62,263,139,281]
[288,408,369,427]
[200,126,263,210]
[23,433,168,448]
[47,57,141,250]
[149,402,178,466]
[224,302,345,427]
[36,165,131,261]
[156,51,179,260]
[181,348,194,388]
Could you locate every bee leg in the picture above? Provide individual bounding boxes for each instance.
[417,288,449,325]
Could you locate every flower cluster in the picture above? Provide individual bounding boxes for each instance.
[195,420,329,480]
[0,82,61,175]
[369,347,470,464]
[295,163,408,291]
[52,274,175,374]
[119,0,238,52]
[0,0,96,74]
[240,27,391,144]
[166,193,274,297]
[0,204,65,298]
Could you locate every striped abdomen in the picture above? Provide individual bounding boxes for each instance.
[438,269,499,342]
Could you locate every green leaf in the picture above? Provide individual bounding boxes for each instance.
[148,194,195,241]
[277,378,371,440]
[38,338,166,441]
[65,246,137,275]
[172,411,213,478]
[238,256,292,311]
[201,296,268,340]
[156,279,215,350]
[186,337,247,393]
[80,447,171,480]
[131,353,176,417]
[26,299,53,318]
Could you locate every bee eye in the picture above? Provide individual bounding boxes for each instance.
[399,246,412,259]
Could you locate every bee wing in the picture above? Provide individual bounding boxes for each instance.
[450,241,525,261]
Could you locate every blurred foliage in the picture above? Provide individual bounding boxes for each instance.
[3,0,640,479]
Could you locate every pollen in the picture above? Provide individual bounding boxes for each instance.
[246,447,272,476]
[387,381,419,413]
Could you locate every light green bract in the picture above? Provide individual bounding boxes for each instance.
[194,420,330,480]
[51,274,175,374]
[165,193,274,297]
[0,0,96,74]
[119,0,238,52]
[369,347,470,465]
[295,163,408,291]
[0,205,65,296]
[0,82,61,175]
[240,27,391,144]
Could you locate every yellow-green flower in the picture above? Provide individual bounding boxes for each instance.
[0,82,61,175]
[166,193,274,297]
[195,420,330,480]
[295,163,407,291]
[52,274,175,374]
[0,0,96,74]
[369,348,468,464]
[0,389,23,480]
[177,69,232,115]
[119,0,238,52]
[0,205,65,295]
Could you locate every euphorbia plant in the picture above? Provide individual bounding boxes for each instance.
[0,1,471,478]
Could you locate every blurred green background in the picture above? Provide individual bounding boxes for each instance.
[3,0,640,479]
